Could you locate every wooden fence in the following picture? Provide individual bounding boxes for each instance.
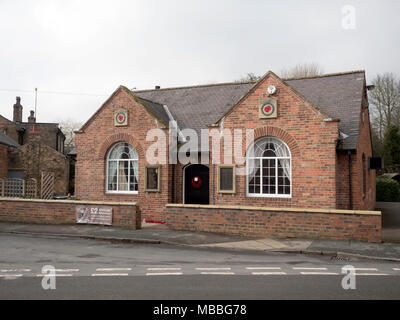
[0,178,38,198]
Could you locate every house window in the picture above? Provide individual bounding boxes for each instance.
[246,137,291,198]
[217,165,235,193]
[106,142,138,193]
[145,166,161,192]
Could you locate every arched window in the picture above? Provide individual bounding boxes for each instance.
[106,142,139,193]
[246,137,291,197]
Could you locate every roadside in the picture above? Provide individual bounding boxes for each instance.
[0,221,399,262]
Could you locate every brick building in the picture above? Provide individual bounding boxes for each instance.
[75,70,376,222]
[0,98,69,195]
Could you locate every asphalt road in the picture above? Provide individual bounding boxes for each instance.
[1,233,400,300]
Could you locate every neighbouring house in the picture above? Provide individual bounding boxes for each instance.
[0,97,70,196]
[75,70,376,223]
[0,132,19,178]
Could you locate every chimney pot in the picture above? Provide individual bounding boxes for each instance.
[13,96,23,123]
[28,110,36,123]
[155,86,161,90]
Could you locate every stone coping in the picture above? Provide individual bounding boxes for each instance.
[166,203,381,216]
[0,197,137,207]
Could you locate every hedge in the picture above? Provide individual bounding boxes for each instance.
[376,178,400,202]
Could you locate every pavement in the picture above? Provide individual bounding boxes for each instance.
[0,221,399,262]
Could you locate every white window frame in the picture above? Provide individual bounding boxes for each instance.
[246,137,292,198]
[106,143,139,195]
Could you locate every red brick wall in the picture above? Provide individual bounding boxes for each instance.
[210,73,339,209]
[166,204,382,243]
[0,198,139,229]
[335,89,376,211]
[75,87,170,222]
[353,90,376,210]
[0,145,7,178]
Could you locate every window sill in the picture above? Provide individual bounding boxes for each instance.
[218,190,236,194]
[246,194,291,199]
[106,191,138,195]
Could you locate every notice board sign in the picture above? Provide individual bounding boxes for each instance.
[75,206,113,226]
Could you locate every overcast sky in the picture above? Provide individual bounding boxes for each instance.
[0,0,399,125]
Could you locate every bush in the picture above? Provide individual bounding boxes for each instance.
[376,178,400,202]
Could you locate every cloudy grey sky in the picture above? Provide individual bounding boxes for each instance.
[0,0,399,125]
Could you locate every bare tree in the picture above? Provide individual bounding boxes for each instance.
[235,73,261,83]
[280,63,324,79]
[58,119,83,148]
[369,73,400,142]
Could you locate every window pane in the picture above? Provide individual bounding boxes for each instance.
[118,161,129,191]
[220,167,234,191]
[107,161,118,191]
[248,159,261,194]
[278,159,290,195]
[130,160,138,191]
[109,142,138,160]
[146,167,159,190]
[261,159,275,194]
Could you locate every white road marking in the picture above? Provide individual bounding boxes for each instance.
[200,272,235,275]
[0,274,23,278]
[54,269,79,272]
[0,269,31,273]
[354,273,389,276]
[95,268,132,271]
[36,274,73,277]
[91,273,129,277]
[147,268,182,271]
[246,267,281,270]
[146,272,183,276]
[352,268,379,271]
[300,272,339,275]
[252,272,286,275]
[195,268,231,271]
[293,267,328,270]
[393,268,400,271]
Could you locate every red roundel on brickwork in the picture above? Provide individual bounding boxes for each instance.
[261,103,274,116]
[115,111,126,124]
[191,176,203,188]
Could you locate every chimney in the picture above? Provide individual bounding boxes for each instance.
[28,110,36,123]
[13,97,23,123]
[28,125,40,143]
[155,86,161,90]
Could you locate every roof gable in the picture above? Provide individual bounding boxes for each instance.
[79,86,169,132]
[213,70,331,125]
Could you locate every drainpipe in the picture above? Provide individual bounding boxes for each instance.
[348,150,353,210]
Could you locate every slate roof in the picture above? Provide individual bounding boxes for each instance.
[136,96,170,125]
[134,71,366,150]
[134,82,254,136]
[0,132,19,147]
[285,71,365,150]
